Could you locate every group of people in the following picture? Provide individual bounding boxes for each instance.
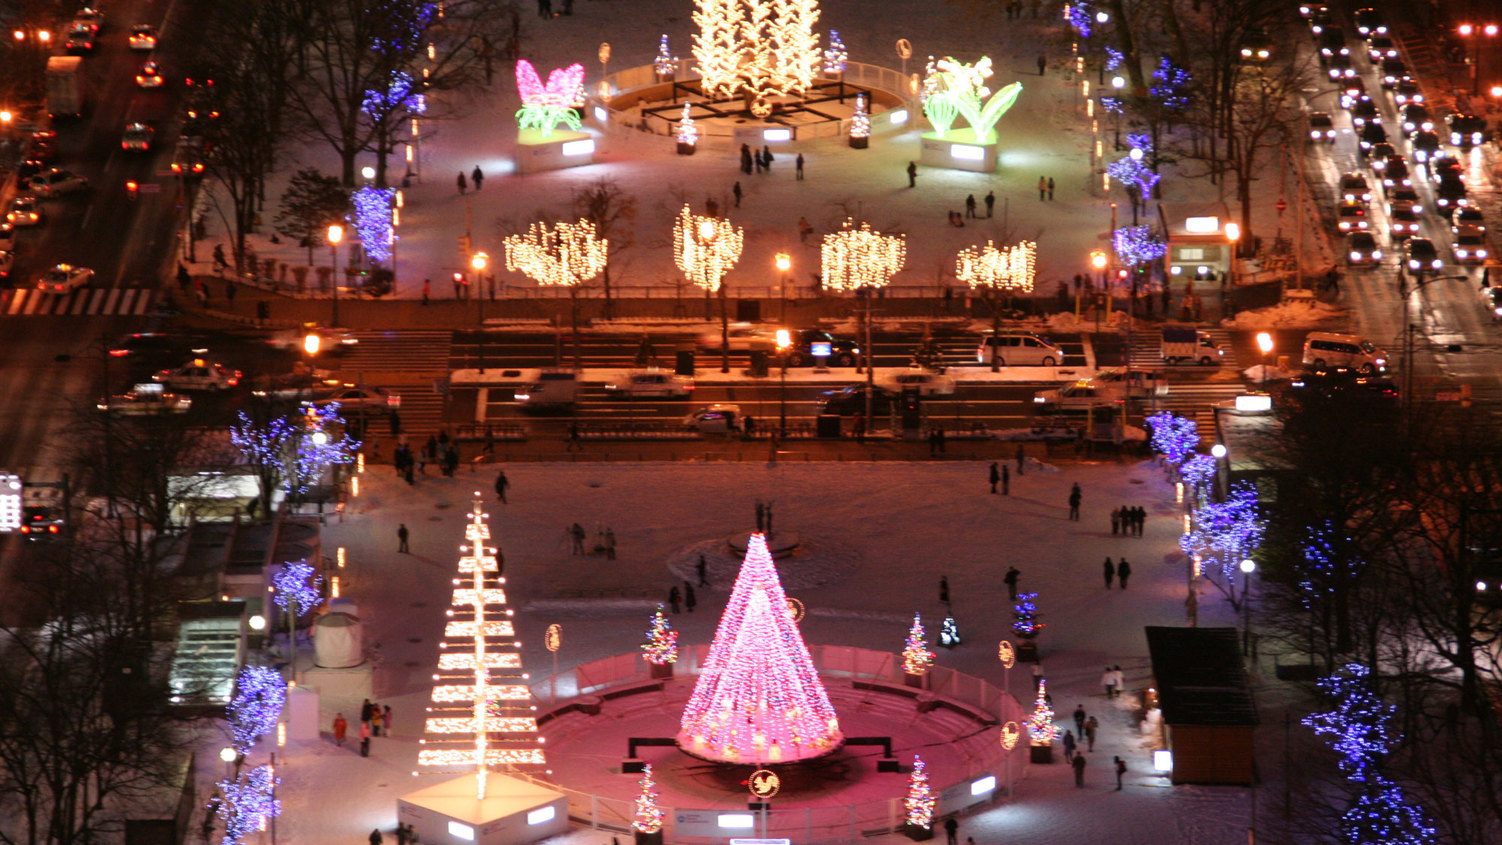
[392,435,461,483]
[333,699,392,757]
[567,522,617,558]
[667,581,697,613]
[1110,505,1148,536]
[455,165,484,193]
[1102,558,1133,589]
[368,822,419,844]
[739,143,776,175]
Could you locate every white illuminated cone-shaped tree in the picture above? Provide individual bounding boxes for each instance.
[677,533,842,763]
[418,497,545,799]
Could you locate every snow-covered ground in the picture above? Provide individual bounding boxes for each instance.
[234,458,1262,845]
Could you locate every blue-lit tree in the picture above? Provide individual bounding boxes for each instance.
[1298,521,1368,654]
[1339,776,1437,845]
[1065,1,1094,38]
[1012,592,1044,640]
[230,414,299,520]
[352,186,397,264]
[228,666,288,754]
[1112,224,1167,269]
[654,35,676,78]
[272,560,324,672]
[1149,55,1191,113]
[219,764,282,845]
[231,406,360,516]
[1146,412,1198,468]
[1181,482,1263,605]
[1179,453,1218,507]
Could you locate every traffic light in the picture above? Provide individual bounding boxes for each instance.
[458,235,471,254]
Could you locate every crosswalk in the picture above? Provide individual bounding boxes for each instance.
[1129,327,1248,439]
[2,288,158,317]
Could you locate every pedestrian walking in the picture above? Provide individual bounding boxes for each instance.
[397,523,409,553]
[984,190,995,217]
[604,528,617,560]
[741,144,753,174]
[1068,483,1082,521]
[333,713,348,746]
[571,522,586,554]
[471,166,484,191]
[1062,729,1076,762]
[212,244,228,273]
[382,705,392,735]
[696,553,709,586]
[732,181,742,207]
[1136,506,1146,536]
[1103,557,1115,588]
[798,216,813,243]
[965,194,977,218]
[370,828,383,845]
[943,816,959,845]
[907,161,918,187]
[1185,586,1199,626]
[1112,665,1125,696]
[1004,566,1020,600]
[494,470,509,503]
[1016,443,1026,473]
[684,582,697,612]
[422,278,430,305]
[1002,464,1010,494]
[1114,756,1127,790]
[1072,752,1087,786]
[1084,716,1098,751]
[762,145,773,170]
[457,171,467,194]
[1117,558,1131,589]
[939,575,950,605]
[1102,666,1116,698]
[1037,53,1046,76]
[795,153,805,180]
[668,585,681,613]
[371,701,381,735]
[1037,176,1047,200]
[1110,507,1120,534]
[1073,704,1087,739]
[989,462,1000,494]
[359,721,372,757]
[388,409,402,436]
[1047,177,1055,200]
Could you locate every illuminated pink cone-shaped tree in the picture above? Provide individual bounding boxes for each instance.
[677,532,843,763]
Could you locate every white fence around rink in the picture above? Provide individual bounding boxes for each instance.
[528,644,1028,844]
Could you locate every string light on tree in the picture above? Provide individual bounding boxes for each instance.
[955,240,1037,295]
[822,30,847,75]
[352,186,397,264]
[504,220,608,289]
[218,764,281,845]
[1112,224,1167,268]
[1146,412,1198,467]
[903,755,936,830]
[820,219,905,292]
[654,34,677,78]
[1297,522,1366,612]
[1025,679,1060,744]
[1150,55,1192,111]
[641,605,679,665]
[1012,591,1044,640]
[418,498,545,799]
[692,0,821,104]
[849,93,870,145]
[228,666,288,754]
[1178,453,1217,506]
[676,103,699,147]
[902,613,935,674]
[676,533,842,763]
[673,206,744,293]
[1066,1,1094,37]
[1181,482,1264,589]
[632,763,665,834]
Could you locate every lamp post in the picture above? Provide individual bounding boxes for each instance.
[776,328,790,436]
[1238,558,1256,656]
[1110,75,1125,150]
[1458,24,1499,96]
[1255,331,1273,386]
[472,252,490,373]
[775,252,791,324]
[326,224,343,327]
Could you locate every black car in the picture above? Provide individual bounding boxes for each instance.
[1357,122,1388,155]
[1309,112,1336,142]
[784,329,860,367]
[1319,27,1349,60]
[1483,286,1502,321]
[19,505,64,540]
[1350,98,1380,128]
[1354,7,1387,37]
[1408,129,1441,163]
[1434,175,1468,209]
[1380,57,1410,88]
[1288,369,1399,403]
[817,384,897,416]
[1447,112,1488,148]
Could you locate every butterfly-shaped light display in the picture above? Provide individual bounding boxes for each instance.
[515,60,586,136]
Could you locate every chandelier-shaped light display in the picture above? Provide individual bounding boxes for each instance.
[515,60,586,135]
[677,533,842,763]
[820,220,905,292]
[654,34,676,77]
[418,497,544,799]
[955,240,1037,294]
[673,205,744,293]
[504,220,608,289]
[692,0,821,106]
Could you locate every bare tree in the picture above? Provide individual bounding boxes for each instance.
[571,179,637,319]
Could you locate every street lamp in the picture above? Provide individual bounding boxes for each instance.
[1110,75,1125,149]
[1238,558,1256,656]
[1255,331,1273,385]
[1458,24,1499,95]
[776,328,791,435]
[775,252,791,323]
[1089,249,1107,291]
[326,224,344,327]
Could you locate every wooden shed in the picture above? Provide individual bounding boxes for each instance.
[1145,626,1258,785]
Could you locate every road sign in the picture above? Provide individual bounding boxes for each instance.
[0,474,21,532]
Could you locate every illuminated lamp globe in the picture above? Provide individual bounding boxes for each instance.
[1129,147,1143,161]
[1096,11,1110,23]
[1224,221,1241,242]
[1089,250,1107,271]
[220,747,238,763]
[0,110,10,124]
[327,224,344,246]
[361,166,376,181]
[1210,444,1227,459]
[38,30,50,42]
[303,334,321,356]
[775,253,791,273]
[249,614,267,631]
[1255,332,1274,354]
[1239,558,1256,575]
[776,328,791,349]
[471,252,489,273]
[312,431,329,446]
[1111,75,1125,91]
[1492,85,1502,98]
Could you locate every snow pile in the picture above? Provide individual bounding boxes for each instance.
[1221,298,1345,329]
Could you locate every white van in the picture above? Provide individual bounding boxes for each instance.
[975,331,1066,366]
[1302,332,1388,373]
[516,371,579,410]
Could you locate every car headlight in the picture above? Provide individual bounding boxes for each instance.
[1457,249,1468,258]
[1373,250,1383,259]
[1310,130,1320,139]
[1479,250,1488,258]
[1350,250,1361,260]
[1033,396,1046,403]
[1408,259,1419,268]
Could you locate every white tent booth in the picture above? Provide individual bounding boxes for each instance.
[397,773,567,845]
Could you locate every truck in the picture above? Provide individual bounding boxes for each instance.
[1161,325,1224,365]
[46,56,84,119]
[515,371,579,412]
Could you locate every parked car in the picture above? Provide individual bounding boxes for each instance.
[604,371,694,399]
[817,384,897,416]
[1308,112,1336,142]
[684,403,744,433]
[1405,237,1443,271]
[882,370,957,396]
[153,359,242,391]
[1346,231,1382,265]
[97,383,192,415]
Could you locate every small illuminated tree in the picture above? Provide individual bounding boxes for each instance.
[903,755,936,832]
[1012,591,1044,644]
[1146,412,1198,469]
[676,103,699,150]
[822,30,847,76]
[820,220,906,293]
[641,605,679,665]
[227,666,288,754]
[673,206,744,373]
[504,220,608,369]
[272,560,323,677]
[692,0,820,110]
[1026,679,1059,745]
[654,34,677,79]
[632,763,665,835]
[956,240,1038,370]
[902,613,934,676]
[848,93,870,148]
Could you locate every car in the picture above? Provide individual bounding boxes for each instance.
[1386,185,1421,215]
[1326,54,1356,79]
[1435,175,1468,209]
[1309,112,1336,142]
[1427,154,1463,182]
[1240,30,1272,61]
[266,325,358,352]
[1318,27,1349,60]
[696,323,778,352]
[1387,206,1421,239]
[1288,370,1399,404]
[1380,57,1410,88]
[107,331,180,358]
[5,197,43,227]
[1336,201,1369,232]
[1350,98,1380,128]
[36,264,93,294]
[1391,79,1424,106]
[128,24,157,51]
[1308,5,1333,35]
[1408,129,1441,163]
[684,403,744,433]
[1340,172,1373,204]
[1405,238,1443,271]
[63,23,96,53]
[1399,104,1433,134]
[72,7,104,32]
[171,139,205,175]
[604,371,694,399]
[1450,206,1485,234]
[976,330,1066,366]
[121,123,155,152]
[782,329,860,367]
[1452,227,1488,263]
[1299,2,1325,18]
[153,359,242,391]
[1482,286,1502,320]
[817,384,897,416]
[1340,77,1369,109]
[1367,35,1399,63]
[26,168,89,197]
[18,506,64,540]
[306,384,396,411]
[136,61,164,89]
[1346,231,1382,266]
[0,250,13,280]
[1032,379,1126,412]
[1357,122,1388,155]
[1367,143,1397,168]
[1354,7,1387,37]
[1379,156,1412,189]
[883,371,957,397]
[97,383,193,415]
[1446,112,1487,148]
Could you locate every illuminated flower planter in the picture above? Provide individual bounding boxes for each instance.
[917,57,1022,173]
[514,60,599,173]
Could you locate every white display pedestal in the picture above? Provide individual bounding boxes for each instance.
[398,773,568,845]
[284,686,321,742]
[918,129,999,173]
[300,663,372,729]
[515,128,598,174]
